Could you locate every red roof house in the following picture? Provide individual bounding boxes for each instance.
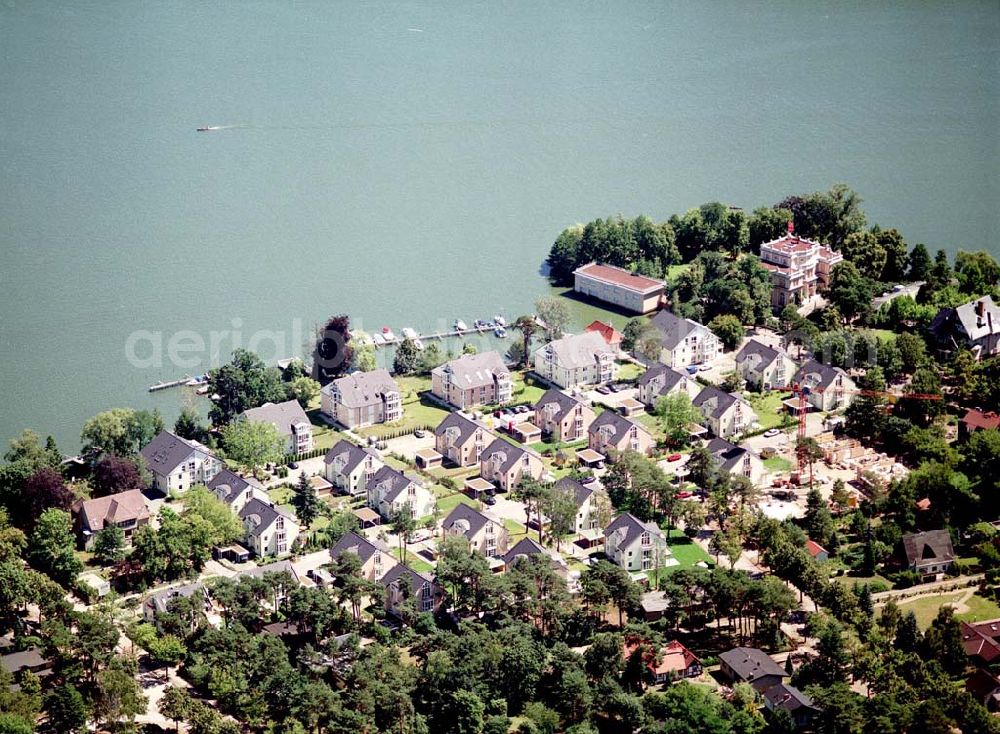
[962,620,1000,665]
[805,539,829,562]
[623,639,702,684]
[585,320,624,347]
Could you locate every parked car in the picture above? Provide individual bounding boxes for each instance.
[413,429,426,438]
[607,383,619,393]
[288,461,299,469]
[686,365,698,375]
[596,385,611,395]
[666,453,682,462]
[698,364,712,372]
[517,405,530,414]
[763,428,781,438]
[483,493,497,506]
[675,490,693,499]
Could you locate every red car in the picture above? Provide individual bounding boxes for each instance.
[666,453,682,462]
[675,491,694,499]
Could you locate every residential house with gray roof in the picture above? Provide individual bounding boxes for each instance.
[434,413,494,467]
[207,468,270,514]
[366,465,435,521]
[649,310,722,369]
[323,439,384,496]
[431,351,512,409]
[239,498,299,557]
[241,399,313,454]
[636,363,700,407]
[705,438,764,487]
[588,411,655,459]
[791,360,856,412]
[604,512,670,573]
[501,536,568,575]
[930,295,1000,358]
[734,339,797,390]
[329,531,396,581]
[763,683,820,727]
[553,476,604,535]
[139,430,222,495]
[901,529,955,579]
[143,583,209,628]
[380,564,445,616]
[532,331,617,388]
[442,503,509,558]
[532,388,596,442]
[719,647,787,692]
[321,369,402,429]
[692,385,757,439]
[479,437,545,492]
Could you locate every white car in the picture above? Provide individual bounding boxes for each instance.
[763,428,781,438]
[698,364,712,372]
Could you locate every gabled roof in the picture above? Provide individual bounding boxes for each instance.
[792,359,851,392]
[705,437,753,473]
[623,639,700,678]
[735,339,784,371]
[239,497,295,533]
[931,296,1000,344]
[369,465,421,504]
[649,310,709,351]
[554,476,593,508]
[380,563,435,591]
[805,539,828,558]
[966,668,1000,701]
[636,362,688,391]
[692,385,746,420]
[140,430,213,475]
[590,410,651,443]
[961,409,1000,432]
[442,503,494,540]
[434,412,484,446]
[764,683,819,713]
[146,582,206,615]
[241,559,302,585]
[481,437,537,473]
[241,399,311,439]
[537,331,616,370]
[962,621,1000,663]
[502,537,550,566]
[719,647,786,682]
[432,351,509,390]
[323,439,380,474]
[77,489,150,532]
[207,468,265,505]
[533,388,588,424]
[605,512,665,551]
[329,531,392,565]
[322,369,399,408]
[901,529,955,566]
[585,320,624,346]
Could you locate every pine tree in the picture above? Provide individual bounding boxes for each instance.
[896,610,922,653]
[292,472,321,528]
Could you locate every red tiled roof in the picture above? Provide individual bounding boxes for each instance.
[623,639,700,677]
[574,263,664,293]
[585,320,623,346]
[961,409,1000,431]
[805,539,827,558]
[915,498,931,511]
[760,261,790,274]
[962,621,1000,663]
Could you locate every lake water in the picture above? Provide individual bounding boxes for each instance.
[1,1,997,451]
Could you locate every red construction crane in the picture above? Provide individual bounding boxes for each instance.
[773,383,943,481]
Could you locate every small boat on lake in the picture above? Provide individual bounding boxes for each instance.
[373,333,386,346]
[381,326,397,342]
[454,320,468,332]
[493,314,506,328]
[401,327,419,340]
[494,326,507,338]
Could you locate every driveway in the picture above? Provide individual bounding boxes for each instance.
[262,456,326,488]
[383,432,435,462]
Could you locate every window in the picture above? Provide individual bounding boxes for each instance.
[641,531,651,546]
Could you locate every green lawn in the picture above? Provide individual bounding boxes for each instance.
[435,491,478,516]
[665,264,692,287]
[664,533,714,571]
[393,548,435,573]
[868,329,898,342]
[305,412,350,450]
[505,518,529,537]
[747,391,793,430]
[763,456,793,473]
[635,412,665,440]
[616,361,644,381]
[894,592,1000,629]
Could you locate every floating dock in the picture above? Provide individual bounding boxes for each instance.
[148,374,192,392]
